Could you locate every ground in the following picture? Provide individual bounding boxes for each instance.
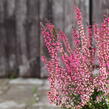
[0,78,60,109]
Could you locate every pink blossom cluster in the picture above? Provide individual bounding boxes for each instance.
[41,7,109,109]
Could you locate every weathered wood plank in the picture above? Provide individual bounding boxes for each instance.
[15,0,30,77]
[0,0,7,77]
[40,0,51,78]
[6,0,15,17]
[0,25,7,77]
[5,0,18,77]
[52,0,65,30]
[26,0,40,77]
[93,0,109,24]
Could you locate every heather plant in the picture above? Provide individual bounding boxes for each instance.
[41,7,109,109]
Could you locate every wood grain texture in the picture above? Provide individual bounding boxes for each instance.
[0,0,89,78]
[93,0,109,23]
[0,0,7,77]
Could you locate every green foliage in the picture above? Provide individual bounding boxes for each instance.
[82,89,109,109]
[62,89,109,109]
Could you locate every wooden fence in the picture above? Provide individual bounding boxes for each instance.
[0,0,108,78]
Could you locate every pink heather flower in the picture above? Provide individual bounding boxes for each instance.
[41,7,109,109]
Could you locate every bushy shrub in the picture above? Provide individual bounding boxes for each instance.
[41,7,109,109]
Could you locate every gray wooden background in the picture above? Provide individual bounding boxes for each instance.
[0,0,108,78]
